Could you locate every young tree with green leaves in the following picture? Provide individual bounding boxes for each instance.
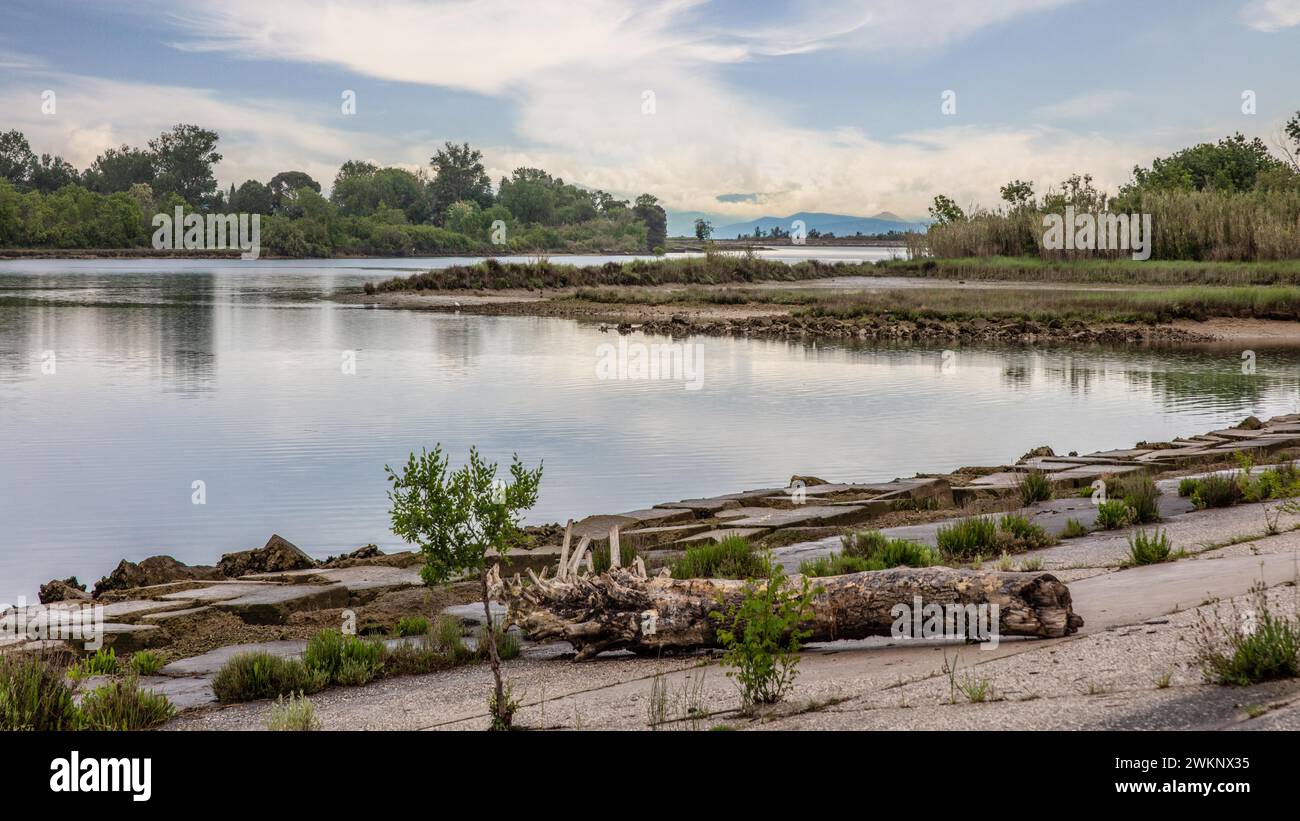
[385,445,542,730]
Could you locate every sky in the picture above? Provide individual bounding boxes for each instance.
[1,0,1298,223]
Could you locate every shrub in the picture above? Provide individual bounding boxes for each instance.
[433,615,474,663]
[799,553,873,577]
[591,541,638,574]
[1094,499,1136,529]
[395,616,431,637]
[997,514,1055,550]
[839,530,938,568]
[265,692,320,731]
[1191,473,1242,509]
[1178,477,1200,497]
[0,653,80,731]
[936,516,998,559]
[1195,585,1300,686]
[70,647,119,679]
[477,623,521,662]
[710,563,816,709]
[128,651,164,676]
[212,652,326,703]
[1018,471,1053,506]
[304,629,384,686]
[671,536,770,579]
[1019,557,1045,572]
[1116,474,1161,523]
[77,675,176,730]
[1127,529,1173,565]
[382,640,448,676]
[1061,518,1089,538]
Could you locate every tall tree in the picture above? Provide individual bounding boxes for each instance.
[83,145,156,193]
[29,154,79,194]
[267,171,320,213]
[0,130,36,188]
[633,193,667,251]
[149,124,222,208]
[429,142,492,222]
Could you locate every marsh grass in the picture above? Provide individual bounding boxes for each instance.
[77,675,175,731]
[1195,584,1300,686]
[671,536,770,579]
[1018,471,1053,506]
[1126,529,1176,565]
[0,652,80,731]
[265,692,321,731]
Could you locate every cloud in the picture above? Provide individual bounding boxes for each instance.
[1036,90,1133,119]
[1240,0,1300,31]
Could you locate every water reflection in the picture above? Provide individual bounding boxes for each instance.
[0,257,1297,602]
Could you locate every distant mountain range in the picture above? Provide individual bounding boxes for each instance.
[667,210,929,238]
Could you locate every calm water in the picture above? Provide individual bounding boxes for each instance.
[2,252,1298,602]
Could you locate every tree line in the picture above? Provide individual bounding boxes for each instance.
[922,115,1300,261]
[0,125,668,256]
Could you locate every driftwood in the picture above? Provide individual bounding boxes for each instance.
[488,554,1084,660]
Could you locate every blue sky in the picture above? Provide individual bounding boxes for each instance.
[1,0,1297,221]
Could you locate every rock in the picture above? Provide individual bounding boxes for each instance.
[1020,445,1056,461]
[93,556,222,598]
[39,577,89,603]
[321,544,383,567]
[213,584,349,624]
[1236,415,1263,430]
[218,534,317,577]
[788,475,829,487]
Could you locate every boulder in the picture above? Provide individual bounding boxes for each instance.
[93,556,222,598]
[1020,445,1056,461]
[788,475,829,487]
[39,577,89,603]
[321,544,383,567]
[218,534,317,578]
[1236,415,1263,430]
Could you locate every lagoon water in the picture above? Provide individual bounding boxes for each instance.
[2,251,1298,601]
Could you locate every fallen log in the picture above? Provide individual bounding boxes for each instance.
[489,563,1084,660]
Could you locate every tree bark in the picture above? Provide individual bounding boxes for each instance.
[479,567,508,728]
[489,564,1083,661]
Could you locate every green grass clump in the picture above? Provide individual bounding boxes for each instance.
[476,623,521,661]
[1018,471,1053,506]
[1241,463,1300,502]
[382,640,448,677]
[211,652,326,703]
[1061,518,1089,538]
[997,514,1055,550]
[1195,586,1300,686]
[1126,529,1173,565]
[69,647,119,680]
[0,653,80,731]
[303,629,385,687]
[1178,477,1200,497]
[592,541,639,574]
[77,675,175,731]
[671,536,770,579]
[395,615,431,637]
[265,692,321,731]
[1116,474,1162,523]
[1191,473,1243,509]
[799,553,874,577]
[1094,499,1136,529]
[936,517,999,559]
[433,615,474,663]
[842,530,938,567]
[128,651,164,676]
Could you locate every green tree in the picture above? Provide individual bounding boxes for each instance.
[633,193,667,251]
[999,179,1035,211]
[928,194,965,225]
[29,154,80,194]
[386,445,542,730]
[0,130,36,187]
[84,145,155,193]
[429,142,493,222]
[149,124,222,209]
[267,171,320,213]
[1122,134,1284,196]
[230,179,273,214]
[694,217,713,240]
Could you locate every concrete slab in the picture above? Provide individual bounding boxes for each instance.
[161,639,308,677]
[619,523,713,549]
[97,599,196,621]
[158,582,276,602]
[674,527,770,545]
[725,504,874,529]
[75,623,164,653]
[139,606,213,623]
[654,497,742,515]
[213,584,350,624]
[441,601,506,627]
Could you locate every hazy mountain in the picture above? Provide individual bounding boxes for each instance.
[668,210,928,238]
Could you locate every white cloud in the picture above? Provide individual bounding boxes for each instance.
[1240,0,1300,31]
[1036,90,1133,119]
